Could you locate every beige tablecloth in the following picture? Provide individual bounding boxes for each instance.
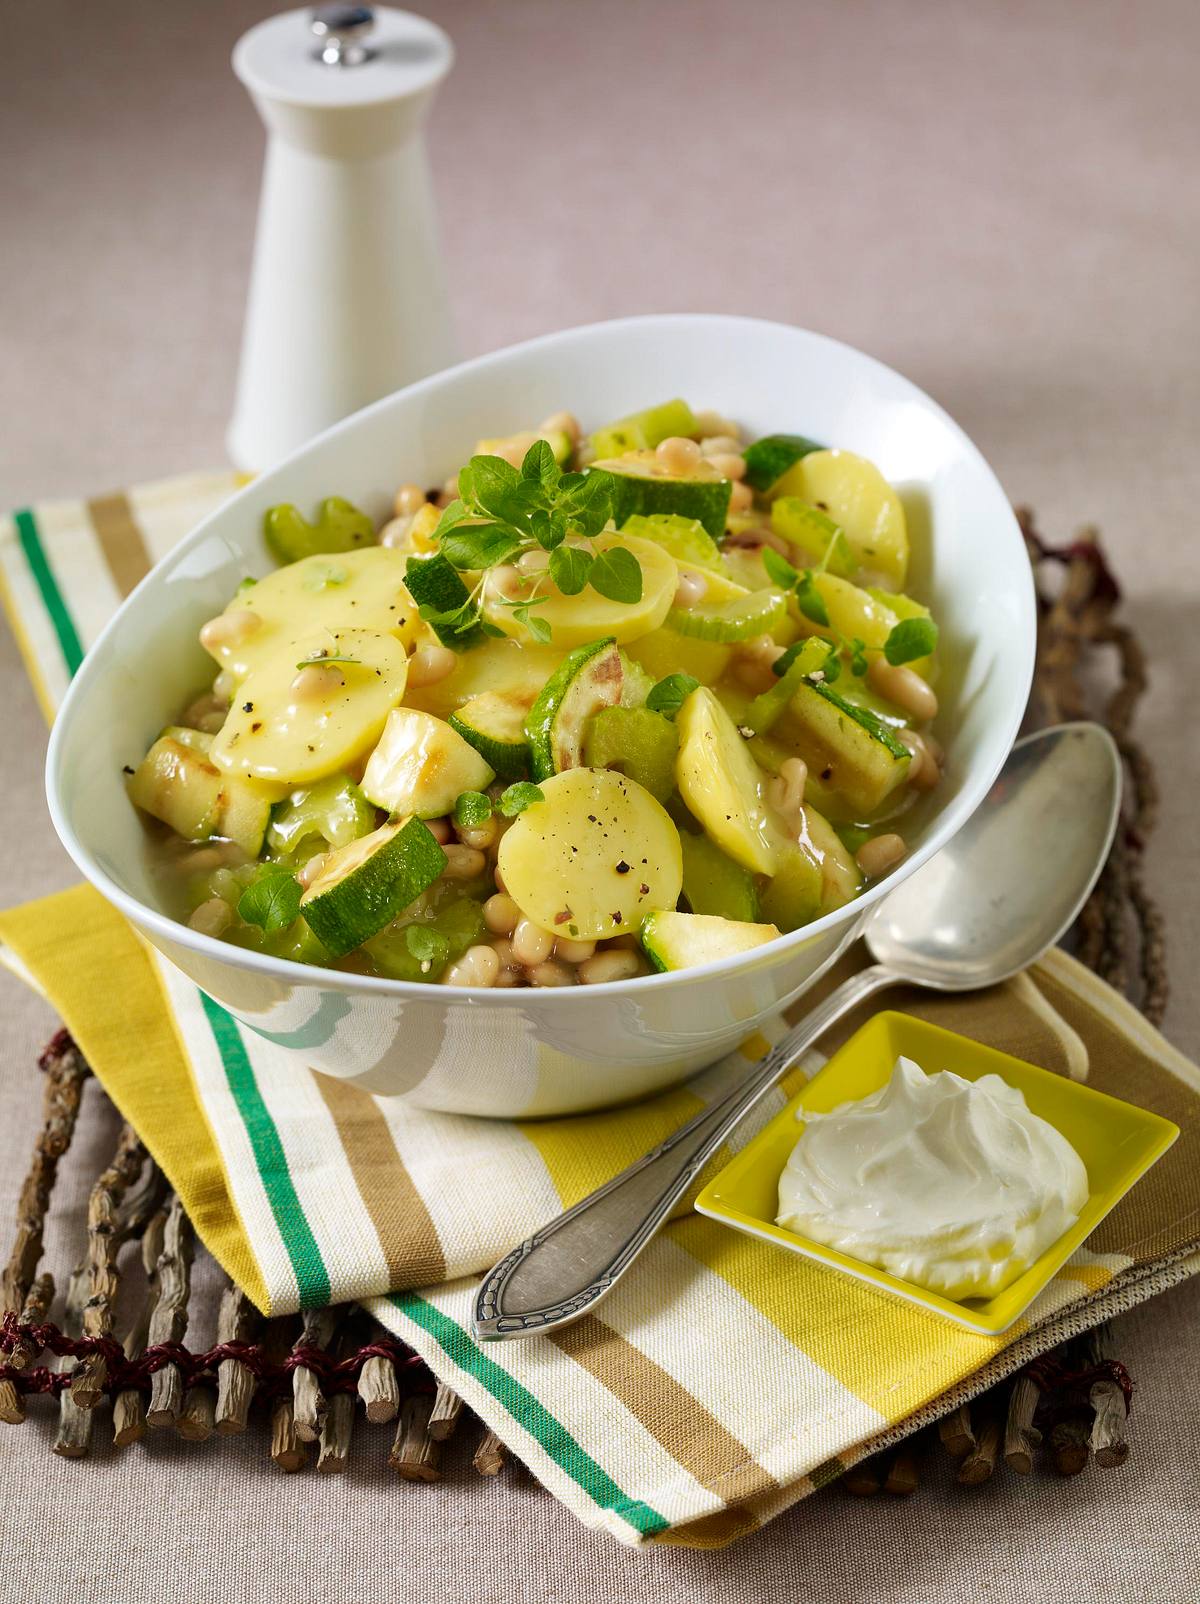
[2,0,1198,1599]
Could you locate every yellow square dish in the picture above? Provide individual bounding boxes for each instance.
[694,1011,1179,1334]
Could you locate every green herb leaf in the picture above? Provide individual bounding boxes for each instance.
[293,653,362,670]
[761,545,801,591]
[548,544,593,596]
[405,924,451,968]
[521,438,562,491]
[849,637,870,677]
[440,522,524,571]
[432,498,472,540]
[645,673,700,718]
[454,790,494,828]
[237,867,302,934]
[558,469,616,538]
[884,616,939,665]
[793,569,830,627]
[524,613,553,644]
[589,545,643,604]
[498,781,545,817]
[466,455,521,520]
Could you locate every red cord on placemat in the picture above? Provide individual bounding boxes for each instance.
[0,1313,430,1400]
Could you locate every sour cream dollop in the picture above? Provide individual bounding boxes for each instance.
[776,1057,1089,1300]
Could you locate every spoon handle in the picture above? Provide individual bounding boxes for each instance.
[472,963,898,1341]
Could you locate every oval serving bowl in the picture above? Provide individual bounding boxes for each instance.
[46,315,1034,1118]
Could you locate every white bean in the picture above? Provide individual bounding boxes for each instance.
[767,758,808,825]
[528,959,574,987]
[655,436,702,475]
[539,410,581,446]
[393,482,428,518]
[516,548,550,576]
[554,936,596,964]
[700,434,743,458]
[707,452,747,482]
[442,945,501,988]
[868,658,939,722]
[728,481,754,515]
[290,664,345,699]
[441,845,486,881]
[189,897,232,938]
[897,728,940,791]
[483,894,521,935]
[674,569,708,608]
[693,411,741,441]
[512,919,553,966]
[578,950,642,985]
[406,645,458,688]
[856,833,907,879]
[380,515,414,548]
[200,608,262,654]
[298,852,328,889]
[425,816,453,845]
[457,817,498,851]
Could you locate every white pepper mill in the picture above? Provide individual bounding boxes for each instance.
[227,5,456,471]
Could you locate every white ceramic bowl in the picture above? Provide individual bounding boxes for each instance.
[46,315,1034,1118]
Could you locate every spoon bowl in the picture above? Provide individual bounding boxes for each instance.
[474,724,1124,1340]
[866,722,1122,990]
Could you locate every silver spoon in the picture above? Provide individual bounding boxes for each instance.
[473,722,1122,1342]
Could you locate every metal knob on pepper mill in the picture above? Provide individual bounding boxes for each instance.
[227,6,457,471]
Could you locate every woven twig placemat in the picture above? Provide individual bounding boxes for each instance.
[0,510,1165,1496]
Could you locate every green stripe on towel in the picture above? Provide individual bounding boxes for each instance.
[13,507,85,676]
[199,991,332,1308]
[391,1291,670,1538]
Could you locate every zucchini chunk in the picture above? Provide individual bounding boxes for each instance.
[680,831,759,922]
[780,679,911,814]
[593,453,732,540]
[525,638,623,781]
[583,706,679,803]
[210,627,409,786]
[299,816,447,956]
[675,687,780,876]
[362,708,496,818]
[481,533,677,649]
[640,911,780,973]
[496,767,682,940]
[127,734,274,856]
[589,398,698,460]
[741,433,823,495]
[449,692,533,780]
[267,773,376,857]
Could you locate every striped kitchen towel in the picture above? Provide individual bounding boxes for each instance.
[3,475,1199,1548]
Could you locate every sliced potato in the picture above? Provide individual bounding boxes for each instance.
[675,687,780,876]
[202,547,423,680]
[625,626,732,687]
[480,533,677,648]
[496,767,682,939]
[211,628,409,786]
[403,636,565,721]
[771,449,908,589]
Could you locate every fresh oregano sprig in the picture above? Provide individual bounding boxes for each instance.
[761,543,937,678]
[414,441,643,648]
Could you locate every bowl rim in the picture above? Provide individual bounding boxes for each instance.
[45,311,1036,1003]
